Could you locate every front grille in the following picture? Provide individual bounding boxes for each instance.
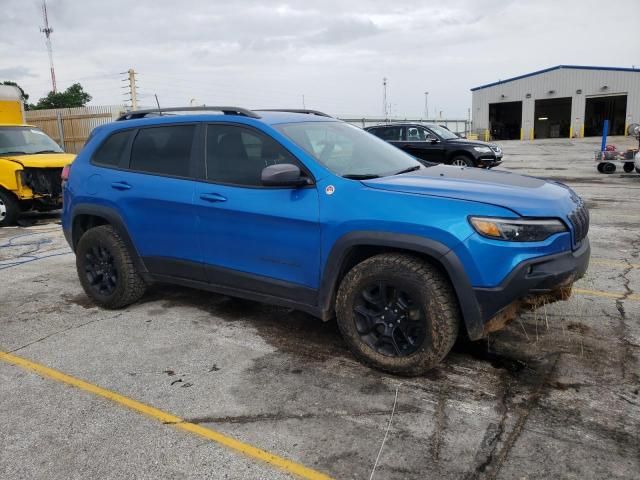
[23,167,63,196]
[568,200,589,247]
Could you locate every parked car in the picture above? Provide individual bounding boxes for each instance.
[62,107,589,375]
[0,124,75,226]
[365,123,503,168]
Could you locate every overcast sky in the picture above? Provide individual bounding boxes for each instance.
[1,0,639,118]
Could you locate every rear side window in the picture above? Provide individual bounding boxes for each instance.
[92,131,131,166]
[130,125,195,177]
[371,126,403,141]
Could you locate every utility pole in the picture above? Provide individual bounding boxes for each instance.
[40,0,57,93]
[382,77,388,118]
[121,68,138,110]
[424,91,429,119]
[302,94,306,109]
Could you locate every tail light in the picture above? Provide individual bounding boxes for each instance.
[61,163,72,186]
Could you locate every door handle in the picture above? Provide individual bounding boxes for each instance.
[111,181,131,191]
[199,192,227,203]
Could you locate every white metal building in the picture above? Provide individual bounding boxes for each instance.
[471,65,640,140]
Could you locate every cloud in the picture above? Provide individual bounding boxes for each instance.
[0,0,637,116]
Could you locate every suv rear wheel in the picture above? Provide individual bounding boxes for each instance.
[76,225,146,309]
[0,190,19,227]
[336,253,460,375]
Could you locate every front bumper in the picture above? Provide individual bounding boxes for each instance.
[477,155,503,168]
[472,238,590,336]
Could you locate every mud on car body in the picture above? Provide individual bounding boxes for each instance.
[0,124,75,226]
[62,107,589,375]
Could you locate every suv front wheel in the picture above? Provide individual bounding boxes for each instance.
[76,225,146,309]
[336,253,460,376]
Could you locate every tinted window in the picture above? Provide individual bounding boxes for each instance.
[92,131,131,166]
[130,125,195,177]
[371,126,403,141]
[206,125,297,186]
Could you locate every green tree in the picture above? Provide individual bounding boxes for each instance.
[1,81,30,109]
[33,83,92,110]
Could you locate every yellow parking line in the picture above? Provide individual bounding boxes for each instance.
[0,351,333,480]
[590,259,640,269]
[573,288,640,301]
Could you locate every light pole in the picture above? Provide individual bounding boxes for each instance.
[424,91,429,120]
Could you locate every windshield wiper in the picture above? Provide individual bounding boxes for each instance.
[392,165,421,175]
[342,173,381,180]
[32,150,61,154]
[1,151,28,155]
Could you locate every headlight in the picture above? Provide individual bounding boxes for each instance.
[473,146,492,153]
[469,217,567,242]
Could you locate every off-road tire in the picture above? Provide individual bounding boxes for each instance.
[335,253,460,376]
[76,225,146,309]
[0,189,20,227]
[450,155,475,168]
[623,162,634,173]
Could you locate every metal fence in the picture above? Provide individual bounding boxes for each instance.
[25,105,124,153]
[24,107,474,153]
[339,117,472,136]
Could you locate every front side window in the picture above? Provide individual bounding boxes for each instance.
[406,126,429,141]
[92,131,131,166]
[206,124,298,186]
[0,126,63,155]
[129,125,195,177]
[276,122,421,178]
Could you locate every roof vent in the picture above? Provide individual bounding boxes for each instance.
[576,89,582,94]
[548,90,555,95]
[525,93,532,99]
[601,85,609,91]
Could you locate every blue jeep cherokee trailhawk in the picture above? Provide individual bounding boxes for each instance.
[62,107,590,375]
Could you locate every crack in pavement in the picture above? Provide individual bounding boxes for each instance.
[466,353,561,480]
[7,314,120,354]
[429,386,448,463]
[164,406,423,426]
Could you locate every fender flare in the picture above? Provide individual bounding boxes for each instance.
[319,231,484,339]
[69,204,149,276]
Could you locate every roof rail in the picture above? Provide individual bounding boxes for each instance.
[116,106,260,121]
[254,109,333,118]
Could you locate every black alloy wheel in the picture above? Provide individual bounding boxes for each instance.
[84,245,118,296]
[353,281,427,357]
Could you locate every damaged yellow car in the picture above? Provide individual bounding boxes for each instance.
[0,124,75,226]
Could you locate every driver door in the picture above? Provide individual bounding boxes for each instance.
[193,123,321,298]
[403,126,445,163]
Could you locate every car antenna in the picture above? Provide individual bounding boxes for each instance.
[154,94,162,116]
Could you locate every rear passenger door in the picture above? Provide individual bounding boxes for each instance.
[194,123,320,301]
[112,124,205,280]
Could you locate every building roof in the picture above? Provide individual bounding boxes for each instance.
[470,65,640,92]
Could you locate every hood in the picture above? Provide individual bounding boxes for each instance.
[1,152,75,168]
[445,137,498,149]
[362,165,578,217]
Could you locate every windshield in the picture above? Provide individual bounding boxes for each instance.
[0,126,63,155]
[427,124,458,140]
[275,121,421,178]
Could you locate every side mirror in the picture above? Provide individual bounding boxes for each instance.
[261,164,310,187]
[426,134,439,143]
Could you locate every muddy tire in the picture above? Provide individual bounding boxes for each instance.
[335,253,460,376]
[450,155,475,167]
[76,225,146,309]
[0,189,20,227]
